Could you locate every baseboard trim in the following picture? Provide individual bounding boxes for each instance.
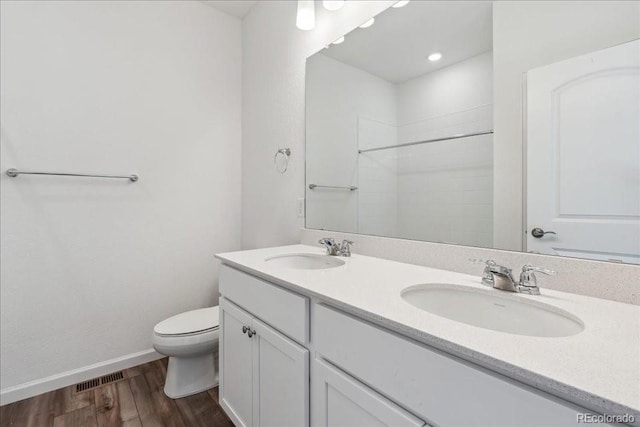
[0,348,163,406]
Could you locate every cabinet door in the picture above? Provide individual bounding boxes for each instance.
[312,359,425,427]
[254,318,309,427]
[220,298,255,427]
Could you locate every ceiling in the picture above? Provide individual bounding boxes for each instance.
[200,1,258,19]
[322,1,493,83]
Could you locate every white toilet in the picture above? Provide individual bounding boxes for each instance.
[152,306,220,399]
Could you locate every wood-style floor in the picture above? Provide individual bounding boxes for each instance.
[0,358,234,427]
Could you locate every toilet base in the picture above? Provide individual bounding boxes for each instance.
[164,353,218,399]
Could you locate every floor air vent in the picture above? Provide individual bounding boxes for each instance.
[100,371,124,384]
[75,371,124,393]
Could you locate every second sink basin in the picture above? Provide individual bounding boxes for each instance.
[265,253,345,270]
[401,284,584,337]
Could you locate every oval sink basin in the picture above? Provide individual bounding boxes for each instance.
[265,254,345,270]
[401,284,584,337]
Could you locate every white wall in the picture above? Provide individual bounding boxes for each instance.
[357,120,398,237]
[493,1,640,251]
[0,0,241,397]
[395,52,493,246]
[396,52,493,128]
[305,53,397,233]
[241,0,396,249]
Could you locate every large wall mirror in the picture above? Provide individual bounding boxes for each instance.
[305,1,640,265]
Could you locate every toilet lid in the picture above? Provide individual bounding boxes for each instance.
[154,306,219,336]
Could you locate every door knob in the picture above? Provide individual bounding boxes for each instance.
[531,228,556,238]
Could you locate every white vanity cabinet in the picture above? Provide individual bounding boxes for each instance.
[219,267,310,427]
[314,304,607,427]
[218,264,609,427]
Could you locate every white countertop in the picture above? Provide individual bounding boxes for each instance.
[216,244,640,417]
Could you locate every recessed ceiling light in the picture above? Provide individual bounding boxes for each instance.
[427,52,442,62]
[392,0,410,8]
[332,36,345,45]
[323,0,344,11]
[359,18,375,28]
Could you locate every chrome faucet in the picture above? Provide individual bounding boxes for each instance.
[319,238,340,255]
[482,260,557,295]
[318,238,354,257]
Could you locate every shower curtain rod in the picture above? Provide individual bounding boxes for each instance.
[358,130,493,154]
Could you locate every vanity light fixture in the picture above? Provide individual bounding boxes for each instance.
[296,0,315,30]
[332,36,345,45]
[323,0,344,11]
[392,0,410,8]
[428,52,442,61]
[359,18,375,28]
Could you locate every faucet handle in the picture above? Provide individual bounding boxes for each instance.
[339,240,354,257]
[522,265,557,276]
[480,260,494,285]
[519,265,557,294]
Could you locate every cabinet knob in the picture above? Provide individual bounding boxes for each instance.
[242,326,248,334]
[247,329,256,338]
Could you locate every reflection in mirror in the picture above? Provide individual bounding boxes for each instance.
[306,1,494,245]
[305,1,640,264]
[525,40,640,264]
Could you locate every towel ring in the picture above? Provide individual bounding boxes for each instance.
[274,148,291,174]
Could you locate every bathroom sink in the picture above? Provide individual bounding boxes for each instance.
[401,284,584,337]
[265,253,345,270]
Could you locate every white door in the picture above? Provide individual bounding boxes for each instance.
[220,298,255,427]
[254,319,309,427]
[526,39,640,264]
[311,359,426,427]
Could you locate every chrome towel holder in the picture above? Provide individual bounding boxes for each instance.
[308,184,358,191]
[5,168,139,182]
[274,148,291,174]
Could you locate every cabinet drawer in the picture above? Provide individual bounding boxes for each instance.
[312,358,425,427]
[220,265,309,344]
[315,304,601,427]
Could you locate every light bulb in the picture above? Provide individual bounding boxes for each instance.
[296,0,315,31]
[323,0,344,11]
[427,52,442,61]
[332,36,345,45]
[392,0,410,8]
[359,18,375,28]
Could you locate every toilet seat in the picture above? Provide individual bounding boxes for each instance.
[152,306,220,358]
[152,327,219,357]
[154,306,219,336]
